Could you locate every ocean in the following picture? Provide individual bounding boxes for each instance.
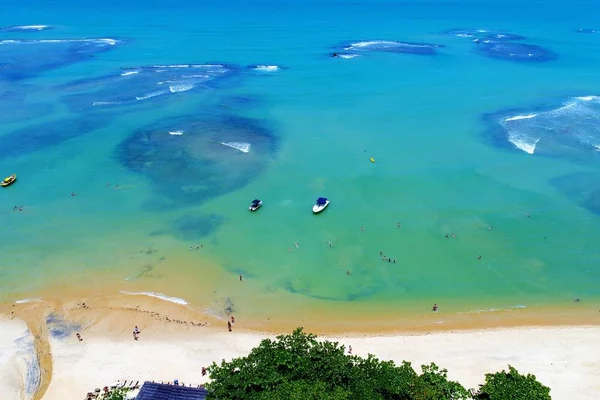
[1,0,600,326]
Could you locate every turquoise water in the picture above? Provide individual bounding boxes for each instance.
[1,0,600,318]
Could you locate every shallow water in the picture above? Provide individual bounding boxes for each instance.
[1,0,600,322]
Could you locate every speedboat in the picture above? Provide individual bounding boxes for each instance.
[249,199,262,211]
[1,174,16,187]
[312,197,330,213]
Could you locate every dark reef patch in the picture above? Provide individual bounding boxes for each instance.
[0,87,54,124]
[173,214,224,240]
[116,113,278,207]
[0,38,118,80]
[482,96,600,162]
[59,63,241,113]
[0,114,111,159]
[436,28,525,41]
[551,172,600,215]
[474,41,557,62]
[436,28,555,62]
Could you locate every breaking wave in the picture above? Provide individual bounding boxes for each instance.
[0,25,51,32]
[252,65,280,72]
[221,141,251,153]
[61,63,239,111]
[120,291,189,305]
[486,95,600,160]
[339,40,443,55]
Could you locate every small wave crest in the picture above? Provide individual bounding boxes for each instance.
[15,298,41,304]
[0,38,118,46]
[253,65,279,72]
[119,291,188,305]
[136,91,167,101]
[169,130,184,135]
[457,304,526,315]
[0,25,50,32]
[504,114,538,122]
[169,83,194,93]
[92,101,121,106]
[221,141,251,153]
[121,70,139,76]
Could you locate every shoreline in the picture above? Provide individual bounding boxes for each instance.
[1,295,599,399]
[2,281,599,336]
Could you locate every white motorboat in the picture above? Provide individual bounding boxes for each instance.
[312,197,330,213]
[249,199,262,211]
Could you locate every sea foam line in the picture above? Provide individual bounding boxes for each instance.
[508,133,539,154]
[221,142,251,153]
[15,298,42,304]
[504,114,538,122]
[119,291,188,305]
[0,38,118,45]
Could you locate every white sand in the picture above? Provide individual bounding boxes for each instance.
[40,326,600,400]
[0,317,38,400]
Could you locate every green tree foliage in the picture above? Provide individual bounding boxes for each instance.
[205,328,469,400]
[104,387,128,400]
[474,365,551,400]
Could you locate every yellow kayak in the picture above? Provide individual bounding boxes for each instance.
[1,174,16,187]
[370,157,375,163]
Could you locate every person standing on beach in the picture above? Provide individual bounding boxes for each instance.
[227,321,232,332]
[239,274,243,282]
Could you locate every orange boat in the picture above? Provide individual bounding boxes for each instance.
[1,174,16,187]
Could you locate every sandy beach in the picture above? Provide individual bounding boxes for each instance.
[0,295,599,400]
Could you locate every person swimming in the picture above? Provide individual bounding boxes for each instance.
[331,52,339,57]
[432,304,438,312]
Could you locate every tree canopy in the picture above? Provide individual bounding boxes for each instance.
[473,365,551,400]
[206,328,551,399]
[206,328,476,400]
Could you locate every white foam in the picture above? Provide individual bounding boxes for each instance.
[221,142,251,153]
[504,113,538,122]
[121,70,139,76]
[576,95,599,102]
[339,54,360,59]
[169,83,194,93]
[14,298,41,304]
[92,101,120,106]
[119,291,188,305]
[508,132,539,154]
[345,40,431,51]
[9,25,49,31]
[254,65,279,72]
[135,91,166,101]
[0,38,118,46]
[169,130,184,135]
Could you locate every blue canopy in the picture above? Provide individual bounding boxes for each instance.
[252,199,261,204]
[316,197,328,205]
[136,382,208,400]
